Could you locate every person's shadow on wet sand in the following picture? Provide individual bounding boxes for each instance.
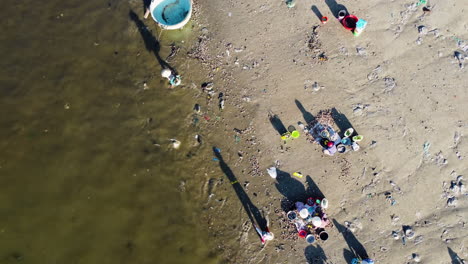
[333,219,369,262]
[129,10,176,73]
[213,147,268,231]
[305,245,327,264]
[268,113,288,135]
[295,99,315,124]
[448,247,465,264]
[276,170,325,211]
[331,108,358,136]
[325,0,348,18]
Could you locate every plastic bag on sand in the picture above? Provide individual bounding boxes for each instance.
[267,167,277,178]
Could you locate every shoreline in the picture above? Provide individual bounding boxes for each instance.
[194,0,468,263]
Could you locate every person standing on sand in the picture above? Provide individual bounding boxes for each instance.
[213,147,274,245]
[253,214,274,245]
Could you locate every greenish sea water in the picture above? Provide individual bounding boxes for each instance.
[0,1,218,263]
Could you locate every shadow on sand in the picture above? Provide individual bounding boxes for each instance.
[324,0,348,18]
[448,247,465,264]
[129,10,176,73]
[331,107,359,136]
[305,245,327,264]
[311,5,323,23]
[333,219,369,262]
[275,170,325,212]
[213,148,268,232]
[269,113,288,136]
[295,99,315,124]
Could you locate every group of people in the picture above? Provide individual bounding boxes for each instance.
[287,197,332,243]
[304,113,363,156]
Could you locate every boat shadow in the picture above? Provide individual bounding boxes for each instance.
[128,10,177,73]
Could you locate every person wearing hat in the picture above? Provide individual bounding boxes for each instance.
[253,216,274,245]
[322,140,337,156]
[254,224,274,245]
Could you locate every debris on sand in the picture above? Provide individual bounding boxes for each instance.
[454,51,465,69]
[383,77,396,92]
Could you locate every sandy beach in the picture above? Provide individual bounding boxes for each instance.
[190,0,468,263]
[1,0,466,263]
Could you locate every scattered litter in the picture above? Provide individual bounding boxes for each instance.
[219,98,225,110]
[383,77,396,92]
[404,227,415,239]
[385,192,397,206]
[202,82,214,91]
[170,139,181,149]
[212,157,219,161]
[412,253,421,262]
[454,131,461,145]
[293,172,303,178]
[267,167,277,178]
[367,65,382,81]
[285,0,296,8]
[423,141,431,154]
[194,104,201,113]
[454,51,465,69]
[214,147,221,153]
[433,151,448,166]
[447,196,457,207]
[312,82,322,91]
[416,0,427,6]
[195,134,202,145]
[418,25,428,35]
[416,37,422,45]
[356,46,367,56]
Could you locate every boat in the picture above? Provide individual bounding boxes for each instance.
[149,0,192,30]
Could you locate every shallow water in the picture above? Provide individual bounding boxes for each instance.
[0,1,218,263]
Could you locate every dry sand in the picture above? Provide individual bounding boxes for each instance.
[189,0,468,263]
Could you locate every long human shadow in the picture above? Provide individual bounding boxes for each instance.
[333,219,369,262]
[142,0,151,10]
[306,175,325,200]
[311,5,323,22]
[295,99,315,124]
[324,0,348,18]
[275,169,305,211]
[129,10,176,73]
[448,247,464,264]
[269,114,288,136]
[213,147,267,231]
[276,170,325,211]
[305,245,327,264]
[331,107,358,136]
